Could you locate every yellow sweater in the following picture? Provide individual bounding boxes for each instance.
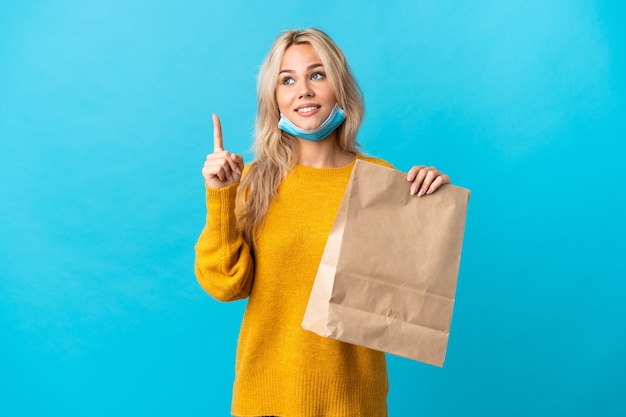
[195,156,393,417]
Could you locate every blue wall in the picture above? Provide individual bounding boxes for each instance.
[1,1,624,416]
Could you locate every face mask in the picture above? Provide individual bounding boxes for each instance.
[278,104,346,141]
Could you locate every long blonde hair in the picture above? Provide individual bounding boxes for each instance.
[237,28,365,245]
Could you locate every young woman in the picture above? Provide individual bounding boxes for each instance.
[195,28,450,417]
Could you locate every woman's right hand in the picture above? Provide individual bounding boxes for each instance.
[202,114,244,189]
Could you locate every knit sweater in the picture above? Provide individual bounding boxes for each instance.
[195,155,394,417]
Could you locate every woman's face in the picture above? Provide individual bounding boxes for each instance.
[275,43,338,131]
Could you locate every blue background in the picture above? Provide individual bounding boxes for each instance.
[1,1,624,416]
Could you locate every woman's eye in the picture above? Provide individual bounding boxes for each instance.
[311,72,325,80]
[282,77,294,85]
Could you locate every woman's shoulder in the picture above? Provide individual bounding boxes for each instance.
[356,155,395,169]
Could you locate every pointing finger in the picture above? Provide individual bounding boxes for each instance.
[213,113,223,152]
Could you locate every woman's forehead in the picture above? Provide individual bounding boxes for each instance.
[280,44,322,71]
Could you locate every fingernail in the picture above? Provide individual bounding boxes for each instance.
[417,189,424,197]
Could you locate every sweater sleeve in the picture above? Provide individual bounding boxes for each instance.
[194,182,254,302]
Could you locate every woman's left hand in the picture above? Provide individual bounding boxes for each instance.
[406,166,450,196]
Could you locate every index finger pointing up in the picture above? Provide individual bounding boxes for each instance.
[212,113,223,152]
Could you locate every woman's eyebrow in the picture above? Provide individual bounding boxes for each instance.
[279,63,324,75]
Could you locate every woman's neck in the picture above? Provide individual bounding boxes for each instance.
[295,132,355,168]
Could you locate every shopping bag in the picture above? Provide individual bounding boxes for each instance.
[301,160,470,367]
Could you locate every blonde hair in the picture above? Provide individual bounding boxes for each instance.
[237,28,365,245]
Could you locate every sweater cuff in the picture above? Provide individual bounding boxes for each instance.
[205,182,239,234]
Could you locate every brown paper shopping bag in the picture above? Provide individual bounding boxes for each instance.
[301,160,470,367]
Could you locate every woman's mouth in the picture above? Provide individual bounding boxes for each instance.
[296,106,321,114]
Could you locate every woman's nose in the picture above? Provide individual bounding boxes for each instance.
[298,81,314,98]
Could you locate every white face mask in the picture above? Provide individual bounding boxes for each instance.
[277,104,346,141]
